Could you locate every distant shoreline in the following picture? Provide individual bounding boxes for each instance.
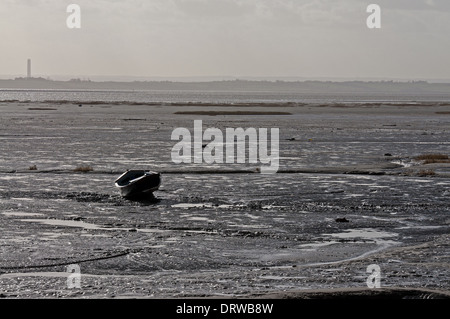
[1,78,450,94]
[2,100,449,108]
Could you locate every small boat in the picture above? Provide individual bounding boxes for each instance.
[114,170,161,199]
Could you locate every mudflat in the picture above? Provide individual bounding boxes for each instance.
[0,101,449,299]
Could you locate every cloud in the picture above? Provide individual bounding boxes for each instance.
[376,0,450,11]
[174,0,254,18]
[1,0,449,78]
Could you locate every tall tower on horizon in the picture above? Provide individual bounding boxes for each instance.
[27,59,31,78]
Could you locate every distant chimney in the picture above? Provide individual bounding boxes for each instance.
[27,59,31,78]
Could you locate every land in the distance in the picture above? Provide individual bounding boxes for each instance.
[2,78,450,95]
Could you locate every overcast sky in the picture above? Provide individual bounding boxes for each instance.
[1,0,450,80]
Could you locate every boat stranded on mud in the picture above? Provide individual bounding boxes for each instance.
[114,170,161,199]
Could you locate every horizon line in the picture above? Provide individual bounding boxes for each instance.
[2,74,450,83]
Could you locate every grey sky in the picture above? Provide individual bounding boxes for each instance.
[1,0,449,80]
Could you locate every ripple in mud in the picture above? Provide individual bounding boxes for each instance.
[0,190,161,206]
[65,191,161,206]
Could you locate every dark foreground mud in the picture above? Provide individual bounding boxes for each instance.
[1,172,449,299]
[0,102,449,299]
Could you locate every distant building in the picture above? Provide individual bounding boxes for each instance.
[27,59,31,78]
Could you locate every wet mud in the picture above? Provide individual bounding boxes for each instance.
[0,102,449,298]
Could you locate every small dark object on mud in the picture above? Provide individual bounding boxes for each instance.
[335,217,349,223]
[414,154,449,164]
[74,165,93,172]
[384,153,392,156]
[417,169,436,177]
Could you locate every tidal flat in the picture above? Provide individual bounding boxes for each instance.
[0,101,449,299]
